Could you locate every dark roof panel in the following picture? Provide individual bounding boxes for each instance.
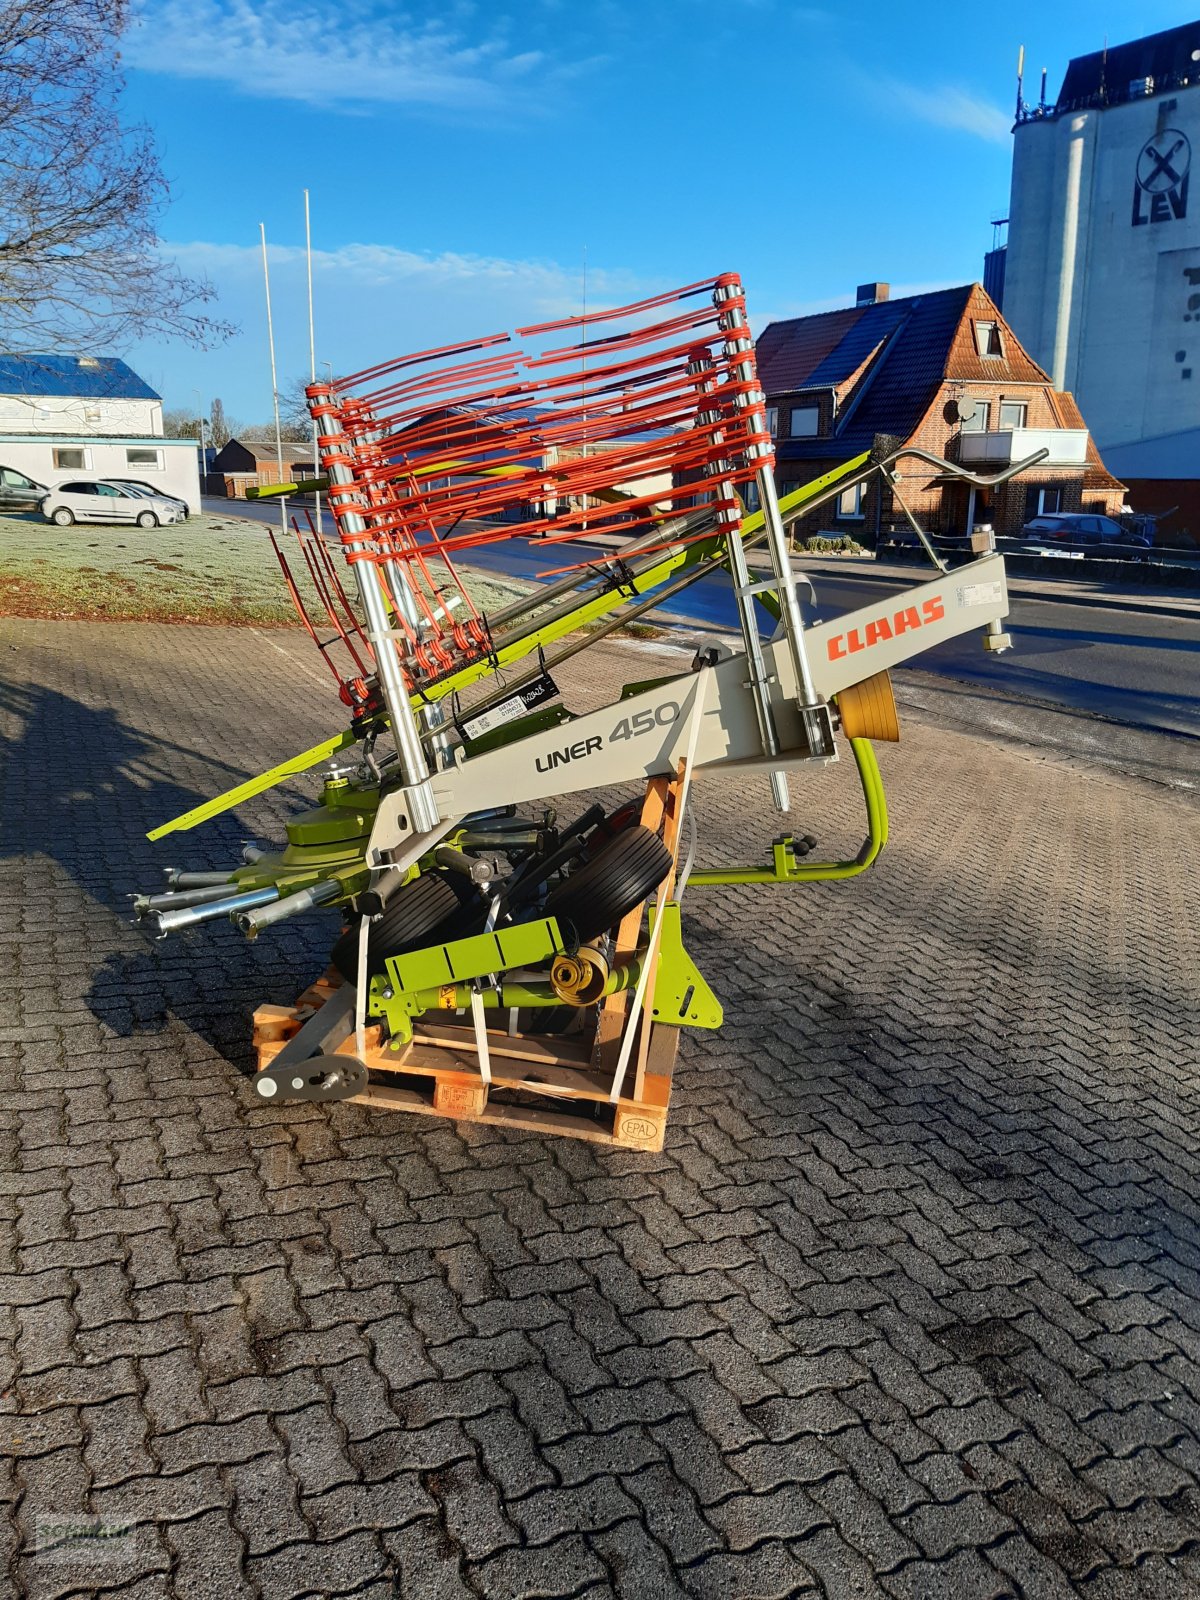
[0,354,160,401]
[1057,22,1200,111]
[760,285,974,456]
[756,307,866,392]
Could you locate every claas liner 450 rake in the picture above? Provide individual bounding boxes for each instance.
[136,274,1034,1151]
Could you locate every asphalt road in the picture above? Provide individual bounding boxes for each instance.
[449,536,1200,744]
[205,500,1198,742]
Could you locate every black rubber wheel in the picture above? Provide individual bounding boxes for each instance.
[331,870,464,983]
[544,824,672,943]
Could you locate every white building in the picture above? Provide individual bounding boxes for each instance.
[0,354,200,510]
[1002,21,1200,522]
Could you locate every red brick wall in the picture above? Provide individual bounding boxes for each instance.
[774,381,1120,542]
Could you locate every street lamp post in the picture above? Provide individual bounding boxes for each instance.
[192,389,207,489]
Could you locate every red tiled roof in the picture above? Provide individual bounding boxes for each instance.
[755,306,867,391]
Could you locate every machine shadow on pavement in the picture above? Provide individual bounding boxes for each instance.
[0,676,336,1067]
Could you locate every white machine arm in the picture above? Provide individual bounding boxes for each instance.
[366,554,1007,860]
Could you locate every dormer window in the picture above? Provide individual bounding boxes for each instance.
[789,404,819,437]
[974,320,1005,359]
[765,406,778,437]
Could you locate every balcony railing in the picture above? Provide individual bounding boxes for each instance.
[957,427,1089,467]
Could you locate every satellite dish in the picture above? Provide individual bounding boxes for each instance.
[953,398,976,422]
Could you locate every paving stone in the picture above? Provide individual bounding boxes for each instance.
[506,1476,641,1545]
[382,1515,476,1598]
[224,1450,310,1555]
[706,1483,828,1549]
[681,1539,820,1599]
[589,1517,691,1598]
[623,1462,722,1564]
[470,1532,608,1597]
[7,619,1200,1600]
[246,1529,388,1595]
[163,1508,254,1597]
[304,1475,434,1541]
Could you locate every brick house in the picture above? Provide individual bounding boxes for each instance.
[757,283,1125,541]
[209,438,317,498]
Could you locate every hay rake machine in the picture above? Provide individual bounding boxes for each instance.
[136,273,1036,1149]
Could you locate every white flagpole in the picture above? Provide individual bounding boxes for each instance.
[259,222,288,538]
[304,188,323,535]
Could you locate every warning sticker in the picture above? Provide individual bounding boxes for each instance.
[956,581,1004,608]
[438,984,458,1009]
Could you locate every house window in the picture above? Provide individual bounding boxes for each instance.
[789,404,819,437]
[83,407,101,424]
[126,447,163,469]
[742,481,761,512]
[52,447,90,470]
[960,401,990,432]
[974,321,1005,358]
[999,401,1028,429]
[765,406,778,437]
[1025,486,1063,518]
[837,482,866,520]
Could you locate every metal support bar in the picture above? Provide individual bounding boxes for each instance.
[236,878,342,937]
[153,887,279,937]
[307,384,440,834]
[266,983,358,1069]
[687,343,789,810]
[714,279,832,765]
[689,738,888,885]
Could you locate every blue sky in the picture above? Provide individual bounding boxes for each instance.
[119,0,1188,425]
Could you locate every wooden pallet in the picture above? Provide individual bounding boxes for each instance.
[251,775,689,1153]
[252,980,679,1151]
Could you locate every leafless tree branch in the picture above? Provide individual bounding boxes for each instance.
[0,0,235,352]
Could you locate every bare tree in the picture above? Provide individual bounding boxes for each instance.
[279,374,316,432]
[162,406,201,440]
[239,420,310,444]
[208,397,235,450]
[0,1,234,351]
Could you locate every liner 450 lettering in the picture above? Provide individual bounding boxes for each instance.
[533,699,683,774]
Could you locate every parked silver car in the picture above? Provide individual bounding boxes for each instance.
[42,479,183,528]
[108,478,192,518]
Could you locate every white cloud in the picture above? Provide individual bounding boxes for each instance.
[169,237,648,318]
[144,238,659,412]
[125,0,561,115]
[884,81,1012,145]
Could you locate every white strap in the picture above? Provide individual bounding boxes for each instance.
[470,988,492,1086]
[355,914,370,1060]
[609,667,711,1103]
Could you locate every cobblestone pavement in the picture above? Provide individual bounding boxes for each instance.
[2,617,1199,1600]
